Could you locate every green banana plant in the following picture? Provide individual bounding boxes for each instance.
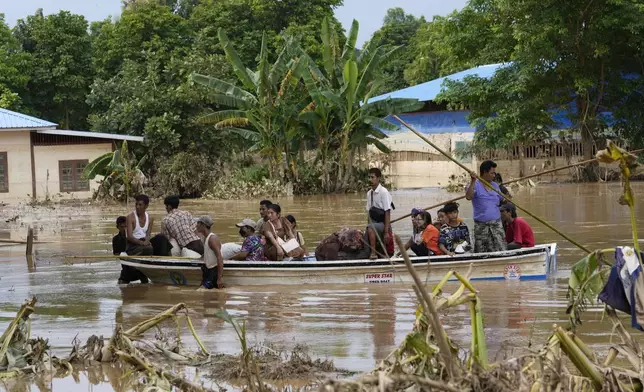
[191,29,306,180]
[83,140,147,203]
[298,17,423,191]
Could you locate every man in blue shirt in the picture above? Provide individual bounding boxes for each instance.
[465,160,507,253]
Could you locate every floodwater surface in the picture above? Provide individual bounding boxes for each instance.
[1,183,643,391]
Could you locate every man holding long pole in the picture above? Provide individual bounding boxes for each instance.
[465,160,507,253]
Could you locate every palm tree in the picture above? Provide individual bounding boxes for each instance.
[298,18,424,191]
[191,30,306,179]
[83,140,147,202]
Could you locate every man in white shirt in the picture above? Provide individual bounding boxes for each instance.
[365,168,394,259]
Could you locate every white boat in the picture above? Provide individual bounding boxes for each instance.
[120,243,557,286]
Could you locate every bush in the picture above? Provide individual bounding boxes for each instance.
[154,151,216,197]
[204,167,286,200]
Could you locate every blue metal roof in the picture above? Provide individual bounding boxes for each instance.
[0,108,57,129]
[369,63,507,103]
[383,111,475,135]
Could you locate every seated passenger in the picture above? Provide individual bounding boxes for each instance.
[405,211,442,256]
[262,204,305,260]
[500,203,535,249]
[434,208,446,230]
[438,202,471,256]
[286,215,306,254]
[112,216,127,256]
[231,218,264,261]
[162,195,203,257]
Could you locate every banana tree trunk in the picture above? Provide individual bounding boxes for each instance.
[341,148,355,190]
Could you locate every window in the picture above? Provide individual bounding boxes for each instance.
[0,152,7,193]
[59,160,89,192]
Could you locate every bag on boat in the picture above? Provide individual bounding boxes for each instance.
[181,247,202,259]
[269,221,304,258]
[221,242,242,260]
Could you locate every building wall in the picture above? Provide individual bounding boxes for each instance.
[374,130,619,188]
[33,143,111,200]
[0,131,33,200]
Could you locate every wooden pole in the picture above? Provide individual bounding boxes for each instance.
[25,227,34,256]
[391,147,644,224]
[392,114,591,254]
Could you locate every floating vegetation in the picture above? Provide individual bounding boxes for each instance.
[0,298,346,391]
[316,236,644,392]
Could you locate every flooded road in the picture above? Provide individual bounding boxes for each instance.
[1,182,643,391]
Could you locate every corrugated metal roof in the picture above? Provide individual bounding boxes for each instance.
[0,108,57,129]
[369,63,507,104]
[37,129,144,142]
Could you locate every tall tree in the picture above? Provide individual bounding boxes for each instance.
[13,10,93,128]
[365,8,424,94]
[188,0,343,67]
[0,14,30,110]
[436,0,644,180]
[405,0,515,85]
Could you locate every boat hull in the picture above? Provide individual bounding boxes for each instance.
[121,243,557,286]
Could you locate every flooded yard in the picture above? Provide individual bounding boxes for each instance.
[1,182,643,391]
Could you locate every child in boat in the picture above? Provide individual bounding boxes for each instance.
[438,202,471,256]
[196,215,224,289]
[112,216,128,255]
[286,215,306,254]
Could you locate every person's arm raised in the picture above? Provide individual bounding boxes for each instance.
[465,172,477,201]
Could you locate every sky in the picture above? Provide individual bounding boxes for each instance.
[2,0,468,47]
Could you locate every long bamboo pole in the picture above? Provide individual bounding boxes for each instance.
[392,114,591,254]
[391,147,644,224]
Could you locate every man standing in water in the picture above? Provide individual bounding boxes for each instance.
[196,215,224,289]
[162,195,204,256]
[366,168,394,259]
[256,199,272,235]
[465,160,506,253]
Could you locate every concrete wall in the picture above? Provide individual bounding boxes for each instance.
[372,130,619,189]
[0,131,33,201]
[33,143,111,201]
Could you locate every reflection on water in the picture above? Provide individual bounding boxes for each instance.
[0,183,643,390]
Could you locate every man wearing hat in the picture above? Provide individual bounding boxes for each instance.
[196,215,224,289]
[231,218,264,261]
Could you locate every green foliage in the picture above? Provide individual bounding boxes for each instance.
[0,15,30,111]
[83,140,147,201]
[154,150,216,197]
[366,8,424,94]
[566,251,610,330]
[13,10,93,128]
[432,0,644,165]
[297,17,423,191]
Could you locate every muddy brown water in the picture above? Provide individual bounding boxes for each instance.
[1,183,643,391]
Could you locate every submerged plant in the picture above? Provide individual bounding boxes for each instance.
[596,140,641,264]
[566,141,641,330]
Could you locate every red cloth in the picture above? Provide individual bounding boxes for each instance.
[505,217,535,248]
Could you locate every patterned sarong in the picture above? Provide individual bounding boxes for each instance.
[473,219,506,253]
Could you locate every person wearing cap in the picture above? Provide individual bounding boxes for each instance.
[196,215,224,289]
[231,218,264,261]
[500,203,535,249]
